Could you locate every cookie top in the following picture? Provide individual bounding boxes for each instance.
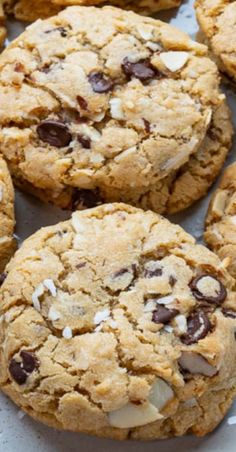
[0,6,225,210]
[205,163,236,279]
[3,0,181,22]
[1,203,236,439]
[195,0,236,82]
[0,156,15,272]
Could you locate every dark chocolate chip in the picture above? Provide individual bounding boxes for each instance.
[77,95,88,110]
[113,268,130,278]
[169,276,177,287]
[20,351,39,373]
[14,63,24,72]
[37,120,72,148]
[72,189,102,210]
[152,305,179,324]
[88,71,113,93]
[45,27,67,37]
[181,311,212,345]
[9,359,27,385]
[143,118,150,133]
[76,262,87,270]
[77,134,91,149]
[122,57,156,81]
[189,274,227,305]
[0,272,7,286]
[222,308,236,319]
[144,267,162,278]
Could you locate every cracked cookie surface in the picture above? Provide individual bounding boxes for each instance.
[0,156,16,273]
[205,163,236,279]
[0,6,229,213]
[1,203,236,439]
[195,0,236,83]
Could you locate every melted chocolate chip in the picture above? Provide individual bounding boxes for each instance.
[222,308,236,319]
[113,268,130,278]
[181,311,212,345]
[77,95,88,110]
[37,120,72,148]
[144,267,162,278]
[152,305,178,324]
[9,351,39,385]
[190,274,227,305]
[169,276,177,287]
[143,118,150,133]
[0,272,7,286]
[20,351,39,373]
[72,189,102,210]
[88,71,113,93]
[77,134,91,149]
[122,57,157,81]
[9,360,27,385]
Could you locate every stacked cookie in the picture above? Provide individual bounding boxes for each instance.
[0,1,236,444]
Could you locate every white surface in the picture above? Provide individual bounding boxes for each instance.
[1,3,236,451]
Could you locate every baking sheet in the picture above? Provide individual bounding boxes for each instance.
[1,2,236,450]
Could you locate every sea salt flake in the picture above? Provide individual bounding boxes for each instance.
[175,314,187,333]
[62,326,73,339]
[94,308,110,325]
[160,51,189,72]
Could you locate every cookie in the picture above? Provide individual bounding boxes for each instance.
[1,203,236,439]
[205,163,236,279]
[0,6,229,214]
[0,1,6,48]
[0,156,16,273]
[195,0,236,83]
[3,0,181,22]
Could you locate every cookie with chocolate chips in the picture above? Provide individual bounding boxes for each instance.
[0,6,231,213]
[0,157,16,273]
[1,203,236,440]
[205,162,236,279]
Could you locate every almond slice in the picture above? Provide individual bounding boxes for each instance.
[149,377,174,410]
[108,402,162,429]
[160,51,189,72]
[179,351,217,377]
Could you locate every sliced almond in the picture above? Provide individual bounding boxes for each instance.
[108,401,162,429]
[179,351,217,377]
[160,51,189,72]
[211,190,228,218]
[149,377,174,410]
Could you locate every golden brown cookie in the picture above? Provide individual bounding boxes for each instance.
[0,156,16,272]
[0,6,231,214]
[205,162,236,279]
[195,0,236,83]
[1,203,236,439]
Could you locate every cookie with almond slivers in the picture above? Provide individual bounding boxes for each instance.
[0,156,16,272]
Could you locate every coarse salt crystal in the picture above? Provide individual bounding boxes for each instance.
[62,326,73,339]
[94,309,110,325]
[175,314,187,333]
[48,306,61,321]
[43,279,57,297]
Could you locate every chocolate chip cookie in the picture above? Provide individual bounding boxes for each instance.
[0,6,230,213]
[3,0,181,22]
[1,203,236,439]
[0,156,16,272]
[195,0,236,83]
[205,163,236,279]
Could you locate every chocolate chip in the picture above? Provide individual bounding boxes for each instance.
[14,63,24,72]
[222,308,236,319]
[72,189,102,209]
[88,71,113,93]
[77,134,91,149]
[181,311,212,345]
[0,272,7,286]
[143,118,150,133]
[45,27,67,37]
[9,360,27,385]
[113,268,130,278]
[189,274,227,305]
[169,276,177,287]
[9,351,39,385]
[77,95,88,110]
[20,351,39,373]
[144,267,162,278]
[122,57,157,81]
[76,262,87,270]
[37,120,72,148]
[152,305,178,324]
